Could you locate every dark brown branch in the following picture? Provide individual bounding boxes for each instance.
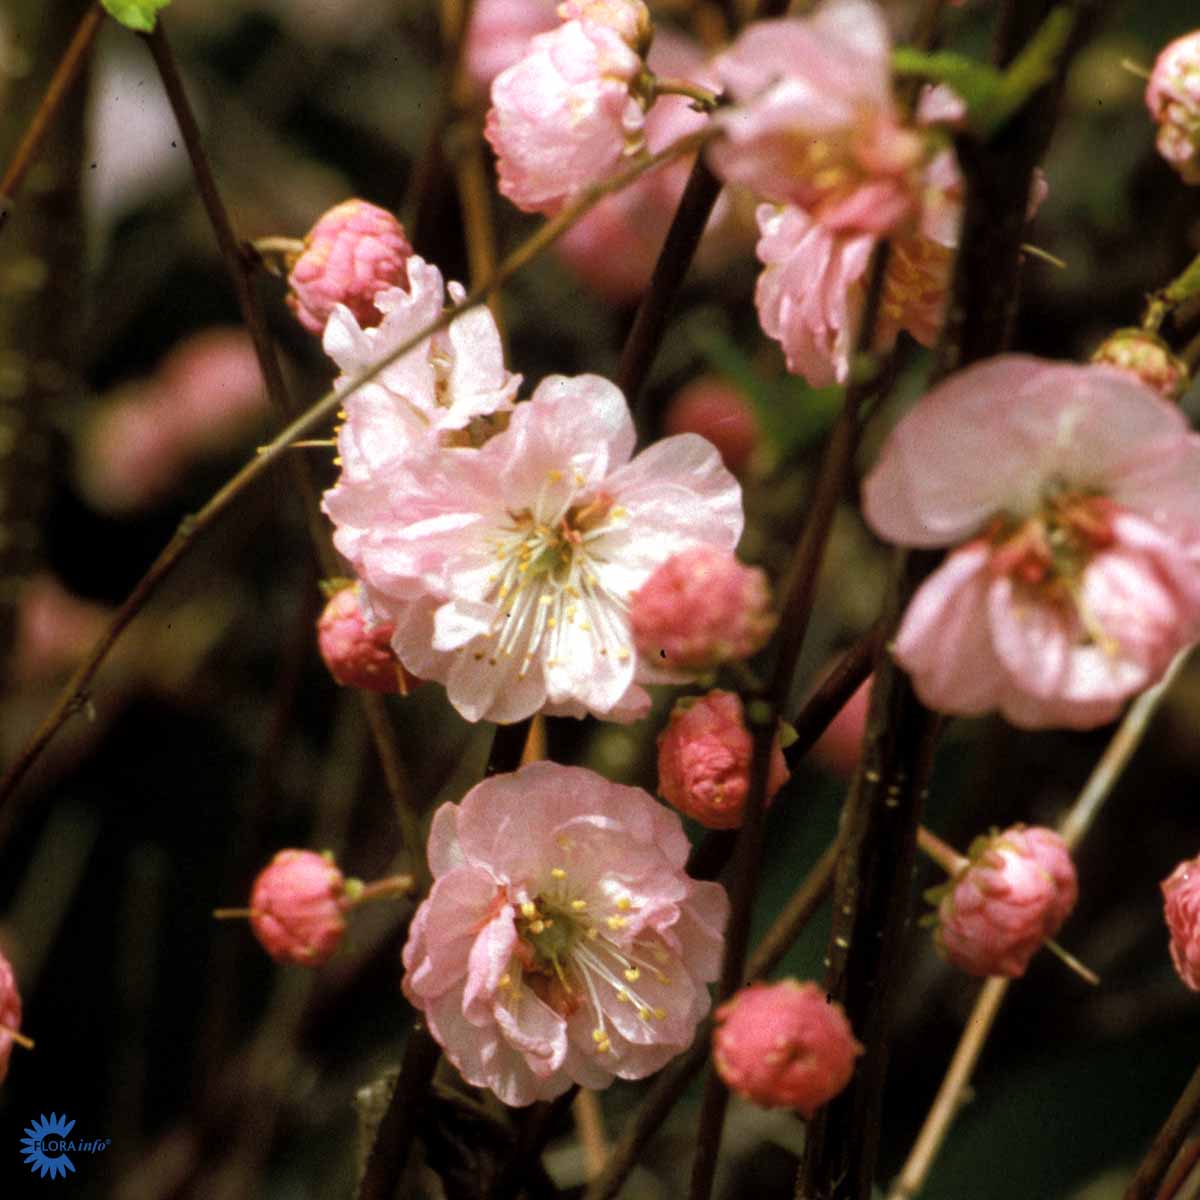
[1123,1062,1200,1200]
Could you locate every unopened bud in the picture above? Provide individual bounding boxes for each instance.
[317,582,416,694]
[249,849,349,967]
[1146,32,1200,184]
[1163,850,1200,991]
[1092,328,1189,402]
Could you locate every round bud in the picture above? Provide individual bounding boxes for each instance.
[317,582,415,694]
[1162,851,1200,991]
[662,377,759,475]
[250,849,349,967]
[631,547,775,672]
[934,825,1077,978]
[657,690,789,829]
[1146,32,1200,184]
[1092,329,1189,402]
[287,200,413,335]
[713,980,862,1115]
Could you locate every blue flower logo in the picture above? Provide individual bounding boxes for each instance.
[21,1113,77,1179]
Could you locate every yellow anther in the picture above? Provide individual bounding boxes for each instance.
[606,915,627,931]
[592,1028,607,1043]
[586,927,599,940]
[570,899,588,911]
[653,1007,667,1021]
[623,968,640,982]
[529,919,546,934]
[616,897,632,912]
[520,901,537,919]
[539,595,554,606]
[551,867,567,880]
[548,469,563,482]
[638,1006,652,1021]
[616,988,629,1003]
[498,974,511,988]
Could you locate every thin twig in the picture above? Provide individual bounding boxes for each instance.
[574,1091,609,1181]
[584,837,841,1200]
[887,650,1190,1200]
[0,125,711,809]
[1124,1064,1200,1200]
[0,2,104,235]
[1157,1136,1200,1200]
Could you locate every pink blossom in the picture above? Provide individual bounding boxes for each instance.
[485,19,647,215]
[862,357,1200,728]
[0,948,23,1085]
[810,673,871,778]
[322,255,520,489]
[553,30,741,301]
[713,980,861,1114]
[1146,32,1200,184]
[402,762,729,1106]
[464,0,559,92]
[709,1,925,233]
[317,582,416,694]
[326,374,743,724]
[934,825,1077,978]
[250,849,349,967]
[1091,328,1189,402]
[657,691,790,830]
[663,375,759,475]
[1162,851,1200,990]
[12,574,111,685]
[287,200,413,335]
[557,0,651,51]
[631,547,775,671]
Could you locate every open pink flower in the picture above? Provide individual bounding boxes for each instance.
[322,254,520,493]
[709,0,924,234]
[863,357,1200,728]
[328,376,742,723]
[486,19,647,215]
[1146,32,1200,185]
[402,762,729,1106]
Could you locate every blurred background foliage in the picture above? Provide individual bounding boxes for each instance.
[0,0,1199,1197]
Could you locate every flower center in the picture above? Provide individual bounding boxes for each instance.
[474,469,634,678]
[988,488,1115,592]
[501,864,672,1055]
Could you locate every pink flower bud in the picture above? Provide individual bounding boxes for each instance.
[0,948,23,1085]
[1146,32,1200,184]
[485,19,647,215]
[811,674,871,779]
[1092,329,1189,402]
[631,547,775,671]
[557,0,652,52]
[1162,851,1200,991]
[934,825,1078,978]
[662,377,759,475]
[317,583,414,694]
[657,691,789,829]
[713,980,862,1114]
[287,200,413,335]
[250,849,349,966]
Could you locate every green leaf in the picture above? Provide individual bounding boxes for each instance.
[101,0,171,33]
[891,46,1004,115]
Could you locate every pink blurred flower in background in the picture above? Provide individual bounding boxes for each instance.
[934,825,1077,978]
[709,0,924,233]
[662,375,759,475]
[327,375,743,723]
[1146,31,1200,185]
[810,673,871,778]
[402,762,729,1106]
[713,980,861,1114]
[11,575,112,685]
[1162,851,1200,991]
[630,546,775,671]
[486,19,647,214]
[287,199,413,335]
[863,357,1200,728]
[657,691,789,829]
[0,947,24,1085]
[464,0,559,91]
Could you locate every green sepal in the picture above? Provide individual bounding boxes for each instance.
[101,0,172,33]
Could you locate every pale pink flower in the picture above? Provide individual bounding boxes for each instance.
[553,30,738,301]
[934,825,1077,978]
[1162,851,1200,990]
[657,691,790,829]
[485,19,647,215]
[810,673,871,779]
[631,547,775,670]
[12,574,111,685]
[322,255,520,489]
[327,375,743,724]
[663,376,759,475]
[464,0,559,92]
[713,980,861,1114]
[402,762,729,1106]
[1092,328,1189,403]
[287,200,413,335]
[250,849,349,967]
[0,948,23,1085]
[1146,32,1200,185]
[709,1,925,233]
[862,357,1200,728]
[557,0,651,51]
[317,582,416,694]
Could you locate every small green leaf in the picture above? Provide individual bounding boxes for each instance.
[101,0,171,33]
[892,46,1004,115]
